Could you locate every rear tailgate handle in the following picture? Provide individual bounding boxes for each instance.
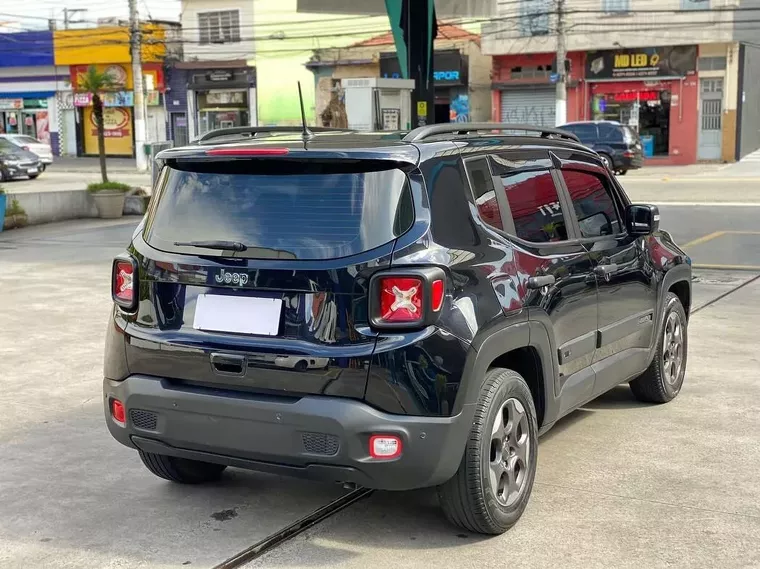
[210,353,246,376]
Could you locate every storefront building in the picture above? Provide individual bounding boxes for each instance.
[308,25,491,126]
[491,52,585,128]
[0,32,66,155]
[177,61,257,141]
[584,45,699,165]
[54,25,168,157]
[379,49,472,123]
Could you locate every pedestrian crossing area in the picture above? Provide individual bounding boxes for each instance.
[741,148,760,162]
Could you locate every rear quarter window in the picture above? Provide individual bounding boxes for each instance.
[145,161,414,260]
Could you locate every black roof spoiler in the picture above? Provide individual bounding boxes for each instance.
[197,126,355,143]
[402,123,581,144]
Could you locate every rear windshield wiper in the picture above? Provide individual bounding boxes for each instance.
[173,240,248,252]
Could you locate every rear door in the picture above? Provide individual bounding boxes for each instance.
[127,157,417,400]
[555,156,656,394]
[488,150,599,415]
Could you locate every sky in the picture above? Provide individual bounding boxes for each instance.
[0,0,182,31]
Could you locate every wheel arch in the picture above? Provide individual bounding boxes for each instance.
[454,319,560,431]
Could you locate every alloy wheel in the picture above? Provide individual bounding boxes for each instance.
[488,398,530,507]
[662,311,684,385]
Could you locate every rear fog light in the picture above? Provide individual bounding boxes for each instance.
[369,435,402,459]
[110,399,126,426]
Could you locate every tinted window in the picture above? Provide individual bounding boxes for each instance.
[562,170,622,237]
[0,139,17,154]
[599,124,624,142]
[562,124,597,142]
[465,158,503,230]
[146,164,413,260]
[499,169,568,243]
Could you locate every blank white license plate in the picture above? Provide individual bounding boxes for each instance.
[28,168,38,174]
[193,294,282,336]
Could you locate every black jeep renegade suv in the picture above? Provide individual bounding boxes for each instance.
[103,123,691,535]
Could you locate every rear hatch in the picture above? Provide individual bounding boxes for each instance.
[124,152,417,400]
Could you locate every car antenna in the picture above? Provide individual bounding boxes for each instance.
[297,81,313,142]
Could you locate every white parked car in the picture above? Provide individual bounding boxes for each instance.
[0,134,53,169]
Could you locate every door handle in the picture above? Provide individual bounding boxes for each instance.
[527,275,556,290]
[593,264,618,277]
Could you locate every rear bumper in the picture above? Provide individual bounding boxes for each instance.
[615,153,643,170]
[104,375,475,491]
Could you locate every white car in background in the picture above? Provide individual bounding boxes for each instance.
[0,134,53,170]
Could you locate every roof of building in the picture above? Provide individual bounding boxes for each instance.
[350,24,479,48]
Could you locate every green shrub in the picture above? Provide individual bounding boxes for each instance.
[87,181,132,193]
[7,199,25,216]
[0,186,5,195]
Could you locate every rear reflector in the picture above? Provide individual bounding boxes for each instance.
[205,147,289,156]
[379,277,423,323]
[369,435,402,459]
[112,258,136,309]
[110,399,126,426]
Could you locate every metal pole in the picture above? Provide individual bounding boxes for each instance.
[129,0,148,171]
[555,0,567,126]
[63,8,68,30]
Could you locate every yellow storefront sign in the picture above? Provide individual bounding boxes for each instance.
[54,25,166,65]
[83,107,133,156]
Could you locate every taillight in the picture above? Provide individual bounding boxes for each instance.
[379,277,423,323]
[112,256,137,310]
[369,268,446,329]
[623,150,634,158]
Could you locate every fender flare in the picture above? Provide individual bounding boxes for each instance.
[452,317,560,430]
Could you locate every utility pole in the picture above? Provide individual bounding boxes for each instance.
[555,0,567,126]
[129,0,148,171]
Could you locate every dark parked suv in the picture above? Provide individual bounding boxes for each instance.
[559,121,644,175]
[103,123,691,535]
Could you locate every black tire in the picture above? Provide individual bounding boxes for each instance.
[438,368,538,535]
[630,293,688,403]
[599,153,613,171]
[295,360,308,372]
[138,450,227,484]
[28,174,40,180]
[618,169,628,176]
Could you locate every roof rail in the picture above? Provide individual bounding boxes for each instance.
[198,126,354,143]
[402,123,581,144]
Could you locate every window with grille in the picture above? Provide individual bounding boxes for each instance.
[519,0,551,37]
[602,0,631,14]
[698,57,727,71]
[198,10,241,45]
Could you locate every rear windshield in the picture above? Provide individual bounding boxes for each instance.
[145,162,414,260]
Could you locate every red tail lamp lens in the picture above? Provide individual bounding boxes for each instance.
[378,277,424,323]
[431,279,444,312]
[113,260,135,306]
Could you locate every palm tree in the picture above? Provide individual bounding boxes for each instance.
[78,66,115,183]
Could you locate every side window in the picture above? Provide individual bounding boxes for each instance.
[561,169,622,238]
[564,124,597,143]
[599,124,624,142]
[498,169,569,243]
[465,158,504,231]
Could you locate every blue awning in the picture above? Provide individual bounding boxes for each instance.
[0,91,56,100]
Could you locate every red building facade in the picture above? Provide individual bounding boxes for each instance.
[492,45,700,165]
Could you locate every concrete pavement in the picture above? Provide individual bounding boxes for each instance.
[1,219,760,568]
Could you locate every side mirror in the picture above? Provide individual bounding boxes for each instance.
[627,204,660,235]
